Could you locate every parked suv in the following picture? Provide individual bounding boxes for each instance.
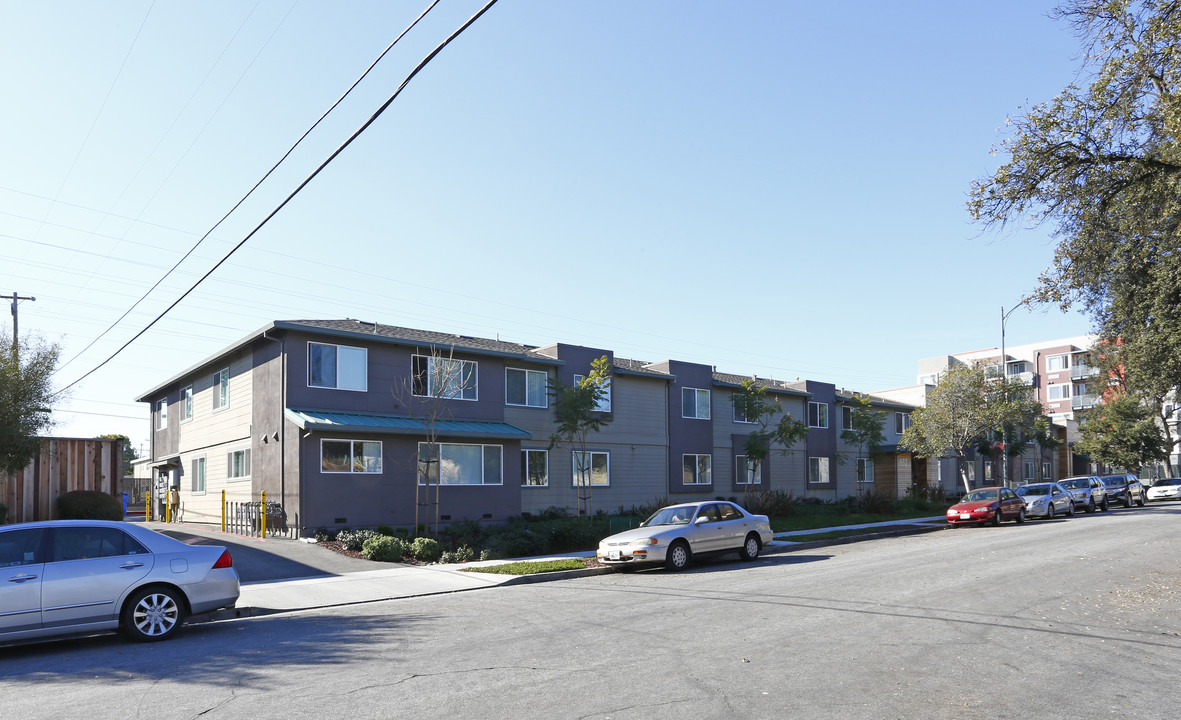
[1059,475,1109,513]
[1099,474,1146,508]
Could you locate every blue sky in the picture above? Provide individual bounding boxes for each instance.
[0,1,1092,455]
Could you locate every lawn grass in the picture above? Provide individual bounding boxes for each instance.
[461,559,590,575]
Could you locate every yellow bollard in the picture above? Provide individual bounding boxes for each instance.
[261,490,267,539]
[221,490,226,532]
[165,493,171,524]
[146,491,151,522]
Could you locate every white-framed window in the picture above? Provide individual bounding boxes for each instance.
[572,450,610,487]
[809,456,830,484]
[683,454,712,485]
[212,367,230,411]
[857,457,874,487]
[735,455,759,485]
[521,449,548,487]
[842,406,854,431]
[413,355,477,400]
[984,460,993,482]
[321,439,382,474]
[190,456,206,494]
[308,342,367,391]
[574,374,611,412]
[682,387,711,420]
[418,443,502,485]
[808,402,828,428]
[1008,361,1028,375]
[1024,461,1035,481]
[1048,384,1071,401]
[1042,461,1052,480]
[733,401,755,424]
[227,448,251,481]
[1075,382,1089,397]
[157,399,168,430]
[181,385,193,421]
[895,412,912,434]
[1047,354,1069,372]
[506,367,548,408]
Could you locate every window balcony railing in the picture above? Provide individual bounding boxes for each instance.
[1006,371,1035,385]
[1071,394,1097,410]
[1070,365,1100,380]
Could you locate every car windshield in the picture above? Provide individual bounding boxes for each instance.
[962,489,997,502]
[1016,484,1052,497]
[1102,476,1126,488]
[1155,478,1181,487]
[644,507,694,526]
[1060,478,1089,490]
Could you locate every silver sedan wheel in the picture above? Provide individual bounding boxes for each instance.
[123,588,184,642]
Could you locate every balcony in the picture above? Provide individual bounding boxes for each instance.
[1007,371,1034,385]
[1071,394,1098,410]
[1070,365,1100,381]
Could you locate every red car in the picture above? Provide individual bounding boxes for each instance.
[946,486,1026,526]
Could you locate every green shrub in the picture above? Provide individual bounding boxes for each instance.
[743,489,800,517]
[57,490,123,520]
[409,536,442,563]
[338,528,379,551]
[362,535,405,562]
[376,525,396,537]
[439,545,475,564]
[482,526,544,560]
[853,490,898,514]
[313,527,339,542]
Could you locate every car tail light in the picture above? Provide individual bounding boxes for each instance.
[212,550,234,569]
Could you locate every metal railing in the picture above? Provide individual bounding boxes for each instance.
[222,490,298,539]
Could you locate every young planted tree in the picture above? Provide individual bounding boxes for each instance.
[391,346,477,534]
[1075,391,1170,473]
[1,331,59,475]
[728,379,808,504]
[547,356,611,517]
[839,393,886,494]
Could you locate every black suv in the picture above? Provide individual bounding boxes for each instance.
[1099,474,1146,507]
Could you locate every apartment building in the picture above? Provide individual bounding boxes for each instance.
[135,319,919,535]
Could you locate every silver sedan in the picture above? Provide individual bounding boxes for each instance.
[0,520,240,645]
[597,500,773,570]
[1016,483,1075,519]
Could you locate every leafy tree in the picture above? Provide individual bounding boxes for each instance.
[1075,390,1170,471]
[97,434,138,476]
[839,393,886,493]
[901,364,1043,492]
[0,331,59,475]
[728,379,808,502]
[968,0,1181,410]
[548,356,612,517]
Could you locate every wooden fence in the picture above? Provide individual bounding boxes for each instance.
[0,437,124,524]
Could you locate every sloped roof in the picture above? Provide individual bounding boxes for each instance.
[712,371,811,397]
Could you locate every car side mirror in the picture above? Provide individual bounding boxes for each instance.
[694,516,709,525]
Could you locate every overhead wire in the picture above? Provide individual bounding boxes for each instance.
[52,0,501,397]
[53,0,444,376]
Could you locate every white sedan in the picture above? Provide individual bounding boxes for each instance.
[597,501,773,571]
[1146,478,1181,501]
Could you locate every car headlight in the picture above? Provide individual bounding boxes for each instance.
[631,537,658,546]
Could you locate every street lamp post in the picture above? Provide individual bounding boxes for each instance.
[1000,303,1024,488]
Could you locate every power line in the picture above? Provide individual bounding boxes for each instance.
[52,0,500,397]
[53,0,444,376]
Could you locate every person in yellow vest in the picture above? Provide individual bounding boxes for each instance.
[168,487,180,523]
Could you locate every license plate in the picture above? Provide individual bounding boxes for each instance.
[609,550,621,560]
[960,513,971,520]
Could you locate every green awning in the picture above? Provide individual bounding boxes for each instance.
[284,408,532,439]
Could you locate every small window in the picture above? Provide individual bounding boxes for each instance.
[895,412,912,434]
[522,449,548,487]
[157,398,168,430]
[808,402,828,429]
[574,374,611,412]
[227,448,251,481]
[418,443,502,485]
[682,388,711,419]
[842,406,853,431]
[181,385,193,421]
[736,455,759,485]
[984,460,993,482]
[309,342,367,391]
[212,368,230,411]
[1042,461,1052,481]
[572,450,610,486]
[191,457,206,494]
[506,368,548,408]
[683,454,712,485]
[1048,384,1071,401]
[1047,354,1069,372]
[809,456,830,484]
[322,440,382,473]
[1024,461,1035,481]
[413,355,477,400]
[857,457,874,487]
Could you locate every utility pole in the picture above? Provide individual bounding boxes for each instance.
[7,291,36,362]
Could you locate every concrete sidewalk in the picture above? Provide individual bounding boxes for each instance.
[155,517,947,623]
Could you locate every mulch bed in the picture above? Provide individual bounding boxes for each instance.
[316,540,603,568]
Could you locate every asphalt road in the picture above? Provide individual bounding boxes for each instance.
[3,503,1178,720]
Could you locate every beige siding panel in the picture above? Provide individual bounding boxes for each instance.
[519,443,667,515]
[605,376,667,445]
[180,355,254,453]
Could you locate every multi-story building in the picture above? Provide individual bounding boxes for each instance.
[135,319,919,535]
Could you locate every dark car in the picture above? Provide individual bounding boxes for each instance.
[1099,474,1146,508]
[946,486,1026,526]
